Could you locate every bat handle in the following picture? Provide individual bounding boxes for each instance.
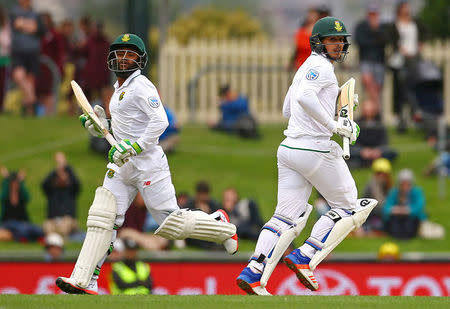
[343,137,350,160]
[105,133,119,148]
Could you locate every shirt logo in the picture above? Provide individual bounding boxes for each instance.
[119,91,125,100]
[306,69,319,80]
[121,34,131,42]
[107,168,115,178]
[143,180,151,187]
[335,21,343,32]
[148,96,160,108]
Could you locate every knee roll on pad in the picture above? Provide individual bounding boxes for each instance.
[72,187,117,288]
[309,198,378,270]
[155,209,236,243]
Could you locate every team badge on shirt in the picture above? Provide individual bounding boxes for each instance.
[306,69,319,80]
[148,96,160,108]
[119,91,125,100]
[106,168,115,178]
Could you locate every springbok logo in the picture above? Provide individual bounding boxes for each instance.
[122,34,131,42]
[335,21,343,32]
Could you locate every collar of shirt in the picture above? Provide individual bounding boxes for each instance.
[113,70,141,90]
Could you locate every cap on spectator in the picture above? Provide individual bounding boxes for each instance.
[397,168,414,183]
[123,238,139,250]
[372,158,392,174]
[45,233,64,248]
[367,2,379,13]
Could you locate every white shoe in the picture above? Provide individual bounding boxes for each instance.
[56,277,98,295]
[214,209,239,255]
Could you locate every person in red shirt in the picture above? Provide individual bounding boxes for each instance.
[36,12,65,115]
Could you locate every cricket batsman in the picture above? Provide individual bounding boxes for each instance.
[236,17,378,295]
[56,33,238,294]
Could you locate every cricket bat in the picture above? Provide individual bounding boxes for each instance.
[71,80,119,148]
[337,78,355,160]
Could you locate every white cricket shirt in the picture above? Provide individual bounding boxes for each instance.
[282,52,339,138]
[108,70,169,171]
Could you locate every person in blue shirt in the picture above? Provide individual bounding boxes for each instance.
[159,106,179,153]
[383,169,427,239]
[210,84,259,139]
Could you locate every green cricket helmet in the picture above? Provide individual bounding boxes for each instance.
[309,17,351,62]
[107,33,148,76]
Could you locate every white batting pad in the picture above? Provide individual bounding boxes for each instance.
[261,204,312,287]
[71,187,117,288]
[155,209,236,243]
[309,198,377,270]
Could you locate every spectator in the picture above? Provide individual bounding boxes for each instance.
[389,1,426,132]
[221,187,264,240]
[41,152,81,241]
[383,169,427,239]
[184,180,219,214]
[349,99,397,168]
[289,7,320,70]
[0,167,43,242]
[110,238,152,295]
[81,21,110,101]
[159,106,180,154]
[118,193,169,251]
[9,0,45,115]
[209,84,259,139]
[0,5,11,112]
[36,12,65,115]
[362,158,393,234]
[354,3,391,110]
[176,191,192,209]
[44,232,64,262]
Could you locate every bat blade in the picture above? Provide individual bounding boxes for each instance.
[337,78,355,160]
[71,80,119,148]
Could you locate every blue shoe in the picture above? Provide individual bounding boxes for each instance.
[284,249,319,291]
[236,267,270,295]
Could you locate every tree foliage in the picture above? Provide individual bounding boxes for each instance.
[169,8,266,44]
[418,0,450,39]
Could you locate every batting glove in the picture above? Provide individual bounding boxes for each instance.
[79,105,110,138]
[334,117,359,144]
[108,139,143,167]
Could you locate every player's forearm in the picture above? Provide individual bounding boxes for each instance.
[296,89,337,133]
[136,117,169,150]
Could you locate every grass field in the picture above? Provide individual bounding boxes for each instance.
[0,295,449,309]
[0,115,449,253]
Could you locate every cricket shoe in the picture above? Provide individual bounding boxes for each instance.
[236,267,271,295]
[213,209,239,255]
[56,277,99,295]
[284,249,319,291]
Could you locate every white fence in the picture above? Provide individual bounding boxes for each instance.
[159,38,450,124]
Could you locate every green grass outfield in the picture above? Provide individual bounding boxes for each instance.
[0,295,449,309]
[0,115,449,253]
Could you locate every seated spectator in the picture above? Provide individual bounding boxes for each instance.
[44,232,64,262]
[209,84,259,139]
[110,238,152,295]
[349,99,397,168]
[183,180,219,214]
[362,158,393,234]
[0,167,43,242]
[221,187,264,240]
[159,106,180,154]
[41,152,82,241]
[383,169,427,239]
[118,193,169,251]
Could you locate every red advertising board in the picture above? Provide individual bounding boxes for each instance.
[0,262,449,296]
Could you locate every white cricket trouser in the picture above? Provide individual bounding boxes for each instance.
[275,136,357,221]
[102,161,179,227]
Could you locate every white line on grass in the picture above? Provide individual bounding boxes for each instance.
[0,134,87,163]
